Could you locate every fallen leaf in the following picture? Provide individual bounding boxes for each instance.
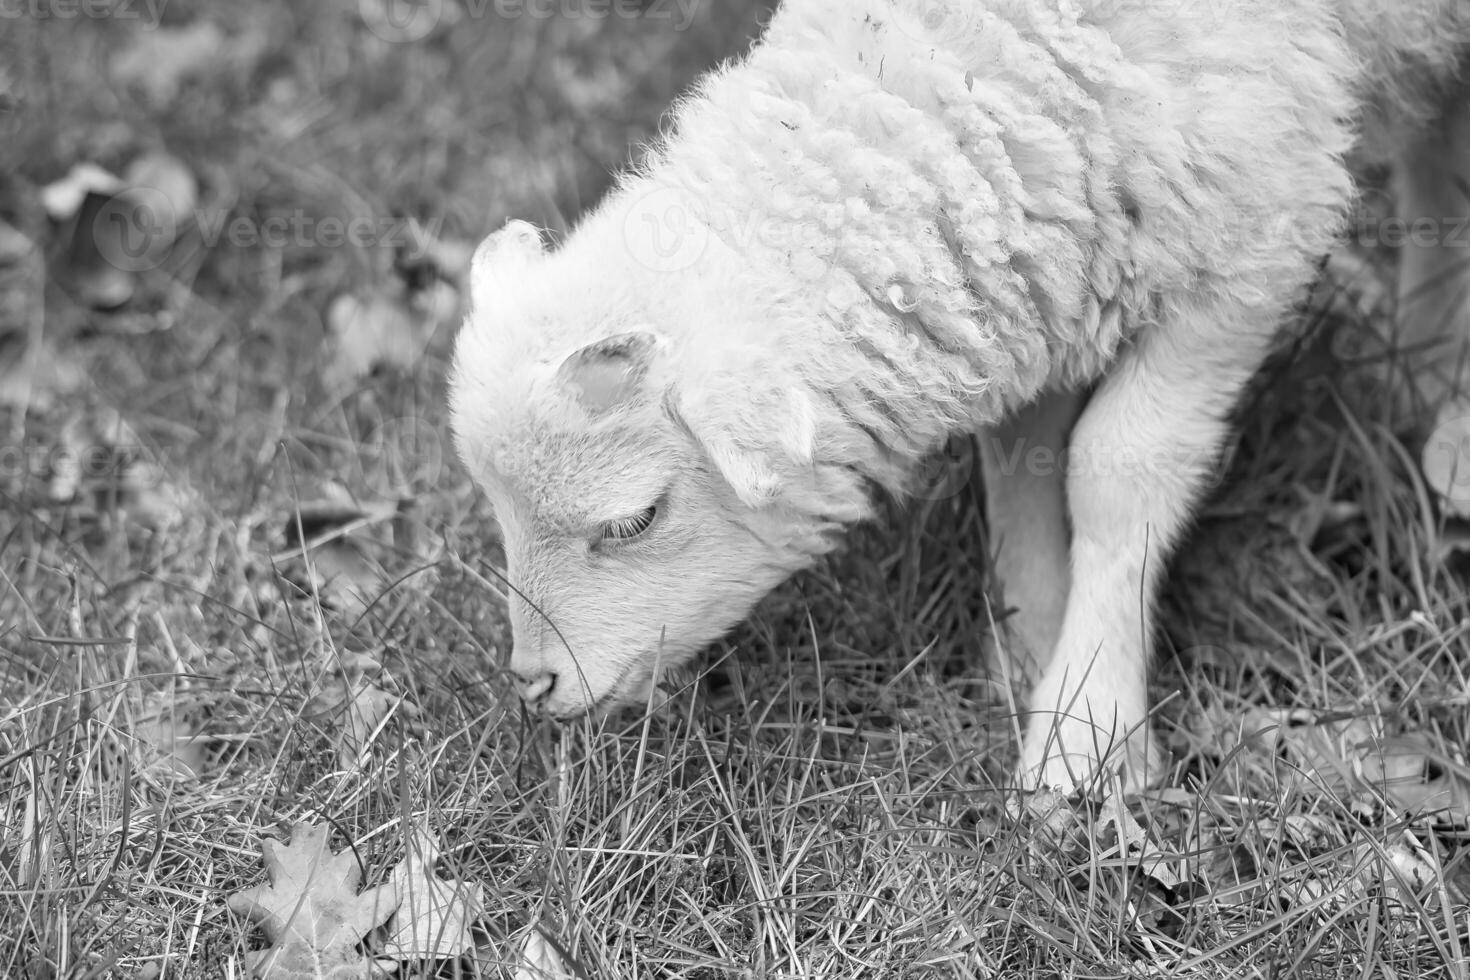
[1424,403,1470,519]
[37,407,191,529]
[516,929,575,980]
[227,823,396,979]
[39,163,124,221]
[1434,521,1470,564]
[1352,836,1440,909]
[1098,794,1182,889]
[1271,710,1378,791]
[377,828,484,964]
[304,651,418,769]
[400,223,473,283]
[1181,822,1254,904]
[1004,788,1094,865]
[278,485,444,618]
[0,341,82,414]
[1243,712,1470,826]
[280,488,397,616]
[131,694,208,779]
[1190,706,1378,796]
[280,487,400,550]
[0,219,78,411]
[321,281,457,390]
[54,151,201,309]
[64,189,139,309]
[308,536,389,619]
[116,151,200,257]
[13,760,52,889]
[1359,733,1470,824]
[1317,249,1390,332]
[334,682,404,768]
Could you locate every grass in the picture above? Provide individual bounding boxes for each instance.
[2,2,1469,977]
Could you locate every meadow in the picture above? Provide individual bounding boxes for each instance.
[1,1,1468,976]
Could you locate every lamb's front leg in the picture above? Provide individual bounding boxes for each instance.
[1019,318,1276,793]
[980,388,1085,689]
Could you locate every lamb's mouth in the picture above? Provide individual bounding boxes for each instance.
[547,668,636,721]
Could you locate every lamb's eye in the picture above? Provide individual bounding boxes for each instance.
[600,502,658,543]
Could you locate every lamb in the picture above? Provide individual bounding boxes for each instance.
[450,0,1470,792]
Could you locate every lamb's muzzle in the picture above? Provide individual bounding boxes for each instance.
[509,669,556,710]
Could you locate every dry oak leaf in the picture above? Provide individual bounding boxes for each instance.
[304,652,418,770]
[227,823,395,979]
[516,929,577,980]
[1359,732,1470,824]
[131,694,208,779]
[321,280,458,390]
[376,829,485,964]
[279,487,398,617]
[1098,794,1182,890]
[1424,402,1470,520]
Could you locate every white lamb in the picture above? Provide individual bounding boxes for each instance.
[450,0,1470,791]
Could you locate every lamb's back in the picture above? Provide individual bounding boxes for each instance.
[645,0,1364,417]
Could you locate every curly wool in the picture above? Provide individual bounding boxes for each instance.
[457,0,1468,564]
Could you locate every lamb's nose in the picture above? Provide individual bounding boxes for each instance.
[512,670,557,706]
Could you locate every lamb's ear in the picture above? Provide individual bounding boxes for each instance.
[694,431,784,507]
[556,331,659,414]
[469,220,544,311]
[665,385,808,508]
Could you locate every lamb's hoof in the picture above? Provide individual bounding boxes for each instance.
[1017,716,1162,797]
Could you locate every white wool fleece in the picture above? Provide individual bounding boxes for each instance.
[450,0,1469,777]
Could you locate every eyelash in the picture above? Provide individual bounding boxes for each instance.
[600,501,659,543]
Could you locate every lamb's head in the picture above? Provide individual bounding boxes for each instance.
[449,219,872,719]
